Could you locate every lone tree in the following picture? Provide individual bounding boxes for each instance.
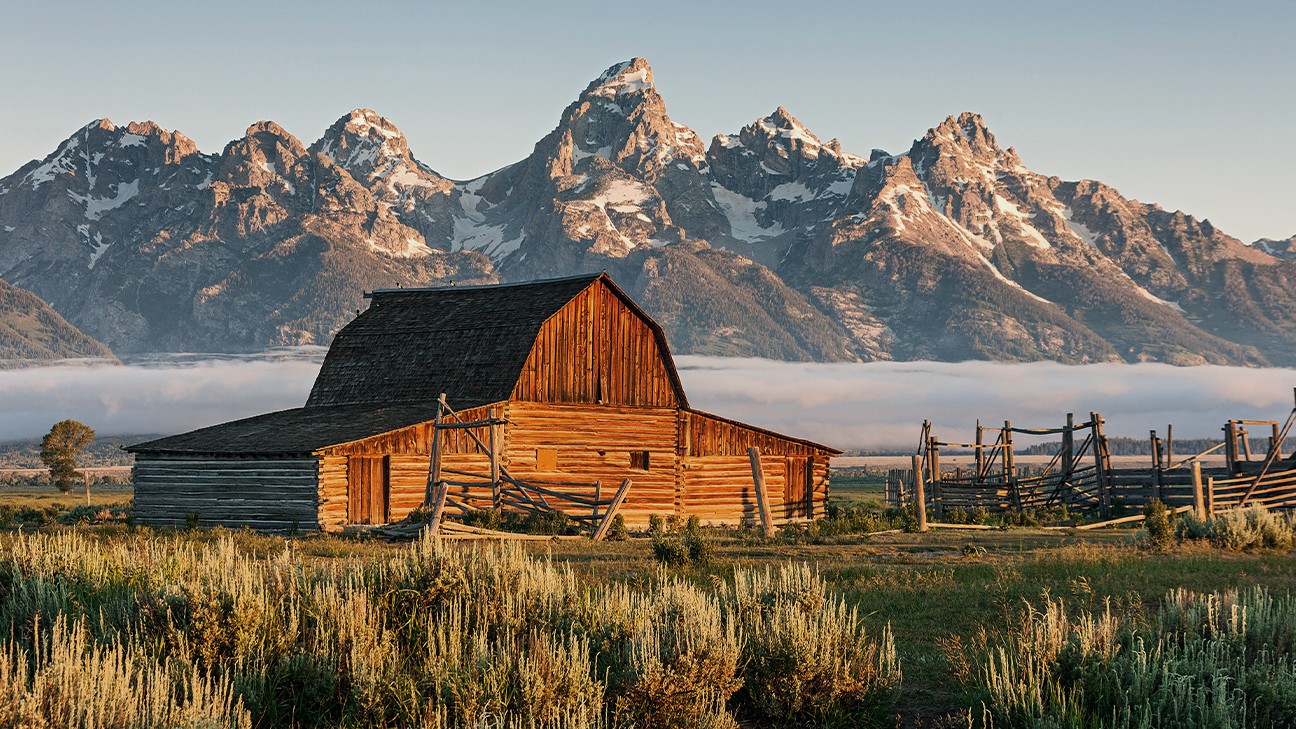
[40,419,95,493]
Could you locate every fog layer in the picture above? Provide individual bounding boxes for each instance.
[2,353,1292,450]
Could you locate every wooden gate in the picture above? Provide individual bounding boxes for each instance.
[784,457,812,518]
[348,455,390,524]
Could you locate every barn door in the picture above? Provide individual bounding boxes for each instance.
[348,456,390,524]
[784,457,813,519]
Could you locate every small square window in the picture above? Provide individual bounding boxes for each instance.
[630,451,650,471]
[536,447,558,471]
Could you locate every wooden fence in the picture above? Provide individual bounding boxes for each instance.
[890,399,1296,520]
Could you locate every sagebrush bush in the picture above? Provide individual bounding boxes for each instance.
[1176,505,1296,551]
[976,587,1296,729]
[0,531,900,728]
[650,514,713,566]
[729,564,901,724]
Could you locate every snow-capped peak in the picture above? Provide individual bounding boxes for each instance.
[587,57,654,99]
[343,108,404,142]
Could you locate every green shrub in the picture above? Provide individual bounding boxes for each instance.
[651,516,713,566]
[606,514,628,541]
[1141,498,1175,550]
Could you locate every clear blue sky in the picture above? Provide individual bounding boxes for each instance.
[2,0,1292,241]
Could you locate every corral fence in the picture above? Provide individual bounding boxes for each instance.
[889,391,1296,523]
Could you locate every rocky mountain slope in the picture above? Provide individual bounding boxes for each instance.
[0,278,116,365]
[0,58,1292,365]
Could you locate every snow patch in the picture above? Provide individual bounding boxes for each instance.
[591,66,652,98]
[711,183,785,242]
[88,232,111,268]
[587,179,653,211]
[1061,208,1100,249]
[118,132,146,148]
[993,194,1051,248]
[3,226,14,233]
[769,181,814,201]
[69,179,139,220]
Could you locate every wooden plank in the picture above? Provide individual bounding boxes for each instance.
[912,454,928,533]
[427,481,450,536]
[749,448,774,538]
[1192,461,1206,519]
[592,478,633,541]
[423,395,445,507]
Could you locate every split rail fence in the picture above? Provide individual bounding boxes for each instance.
[888,391,1296,523]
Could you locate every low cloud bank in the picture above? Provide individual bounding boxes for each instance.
[0,351,326,443]
[1,353,1292,451]
[675,356,1296,451]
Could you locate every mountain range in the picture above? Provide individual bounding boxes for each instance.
[1,57,1293,366]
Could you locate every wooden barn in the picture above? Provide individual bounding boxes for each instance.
[128,274,839,533]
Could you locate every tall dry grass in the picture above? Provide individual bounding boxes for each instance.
[977,587,1296,728]
[0,531,899,728]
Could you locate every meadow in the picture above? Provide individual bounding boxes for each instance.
[1,474,1295,728]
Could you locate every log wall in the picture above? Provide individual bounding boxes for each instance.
[316,404,497,529]
[680,411,831,520]
[132,456,319,534]
[512,280,680,408]
[502,401,679,526]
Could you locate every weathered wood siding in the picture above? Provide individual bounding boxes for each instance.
[680,456,786,524]
[680,411,831,520]
[502,402,679,526]
[512,280,679,407]
[132,456,319,533]
[315,404,497,528]
[681,411,826,456]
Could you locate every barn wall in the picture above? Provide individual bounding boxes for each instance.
[316,404,498,528]
[680,411,831,521]
[132,455,319,533]
[681,411,825,456]
[502,402,679,526]
[680,455,786,524]
[512,280,679,408]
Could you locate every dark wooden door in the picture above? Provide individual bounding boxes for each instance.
[348,456,389,524]
[784,457,813,519]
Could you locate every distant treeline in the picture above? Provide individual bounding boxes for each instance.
[0,435,153,469]
[1019,436,1273,457]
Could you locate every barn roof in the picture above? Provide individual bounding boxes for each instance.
[126,403,452,456]
[130,273,690,455]
[305,274,605,408]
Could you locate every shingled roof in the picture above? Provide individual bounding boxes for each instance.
[127,404,441,456]
[305,274,605,408]
[131,273,688,455]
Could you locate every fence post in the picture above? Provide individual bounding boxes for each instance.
[1206,477,1216,516]
[911,454,928,532]
[748,448,775,538]
[423,394,446,508]
[1191,461,1206,519]
[929,435,942,518]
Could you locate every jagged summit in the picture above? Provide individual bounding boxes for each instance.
[914,111,1004,161]
[584,57,654,98]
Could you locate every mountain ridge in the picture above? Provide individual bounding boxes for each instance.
[1,57,1292,366]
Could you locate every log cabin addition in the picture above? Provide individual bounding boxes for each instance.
[127,273,839,533]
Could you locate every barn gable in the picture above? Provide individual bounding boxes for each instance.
[512,275,686,408]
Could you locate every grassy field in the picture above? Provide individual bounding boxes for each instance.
[1,481,1294,727]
